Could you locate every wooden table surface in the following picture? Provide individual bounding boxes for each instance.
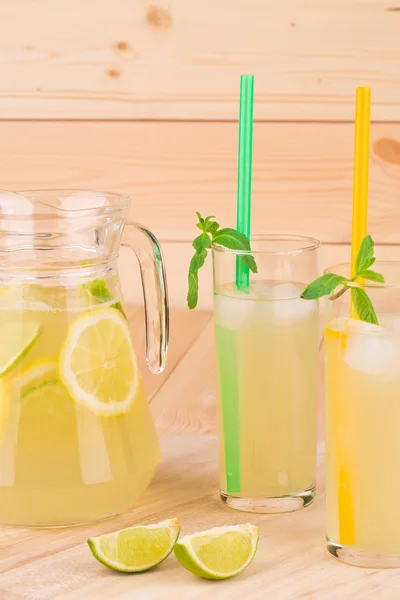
[0,307,398,600]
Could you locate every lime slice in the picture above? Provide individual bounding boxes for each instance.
[0,316,42,375]
[82,279,126,318]
[174,523,259,580]
[59,307,139,416]
[16,357,59,397]
[88,519,181,573]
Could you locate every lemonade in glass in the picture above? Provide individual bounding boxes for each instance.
[212,235,320,513]
[325,262,400,567]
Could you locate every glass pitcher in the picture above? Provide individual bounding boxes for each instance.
[0,190,168,526]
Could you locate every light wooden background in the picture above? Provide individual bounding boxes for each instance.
[1,0,400,307]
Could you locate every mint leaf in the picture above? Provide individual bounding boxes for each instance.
[302,235,384,325]
[355,235,375,273]
[203,216,219,235]
[196,213,219,235]
[301,273,347,300]
[187,214,258,309]
[240,254,258,273]
[187,270,199,310]
[193,233,211,254]
[355,270,385,284]
[213,228,250,250]
[213,228,258,273]
[207,220,220,235]
[351,287,378,325]
[195,212,206,232]
[362,256,376,270]
[187,249,208,309]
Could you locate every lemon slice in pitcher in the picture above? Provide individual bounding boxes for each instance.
[59,307,139,416]
[88,519,181,573]
[0,316,42,376]
[174,524,259,580]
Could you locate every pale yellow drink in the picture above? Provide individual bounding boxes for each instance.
[326,316,400,558]
[214,281,319,510]
[0,282,160,526]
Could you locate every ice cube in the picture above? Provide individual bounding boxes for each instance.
[343,318,400,375]
[253,281,273,299]
[270,283,301,300]
[265,283,316,323]
[214,293,254,329]
[378,315,400,336]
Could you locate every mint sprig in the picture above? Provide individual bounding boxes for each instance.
[187,212,258,309]
[301,235,384,325]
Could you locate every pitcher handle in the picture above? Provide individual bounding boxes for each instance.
[121,221,169,374]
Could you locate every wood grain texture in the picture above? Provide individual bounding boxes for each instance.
[0,309,399,599]
[2,121,400,245]
[0,590,24,600]
[151,320,217,436]
[0,0,399,120]
[127,306,211,400]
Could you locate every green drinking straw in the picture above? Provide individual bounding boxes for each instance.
[236,74,254,289]
[220,75,255,497]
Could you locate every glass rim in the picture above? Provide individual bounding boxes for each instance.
[211,233,320,256]
[325,261,400,289]
[11,189,131,216]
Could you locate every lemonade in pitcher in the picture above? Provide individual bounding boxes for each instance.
[0,190,168,526]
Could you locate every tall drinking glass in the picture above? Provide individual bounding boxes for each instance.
[325,262,400,568]
[212,235,320,513]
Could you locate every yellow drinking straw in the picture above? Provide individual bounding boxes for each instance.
[338,87,371,546]
[350,87,371,316]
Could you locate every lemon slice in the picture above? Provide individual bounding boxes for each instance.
[59,307,139,416]
[88,519,181,573]
[16,357,59,397]
[174,523,259,580]
[0,316,42,376]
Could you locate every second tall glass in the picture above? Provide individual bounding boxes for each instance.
[212,235,320,513]
[325,262,400,567]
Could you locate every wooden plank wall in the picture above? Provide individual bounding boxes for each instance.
[1,0,400,307]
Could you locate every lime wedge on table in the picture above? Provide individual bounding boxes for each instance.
[88,519,181,573]
[174,523,259,580]
[59,307,139,416]
[0,316,42,375]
